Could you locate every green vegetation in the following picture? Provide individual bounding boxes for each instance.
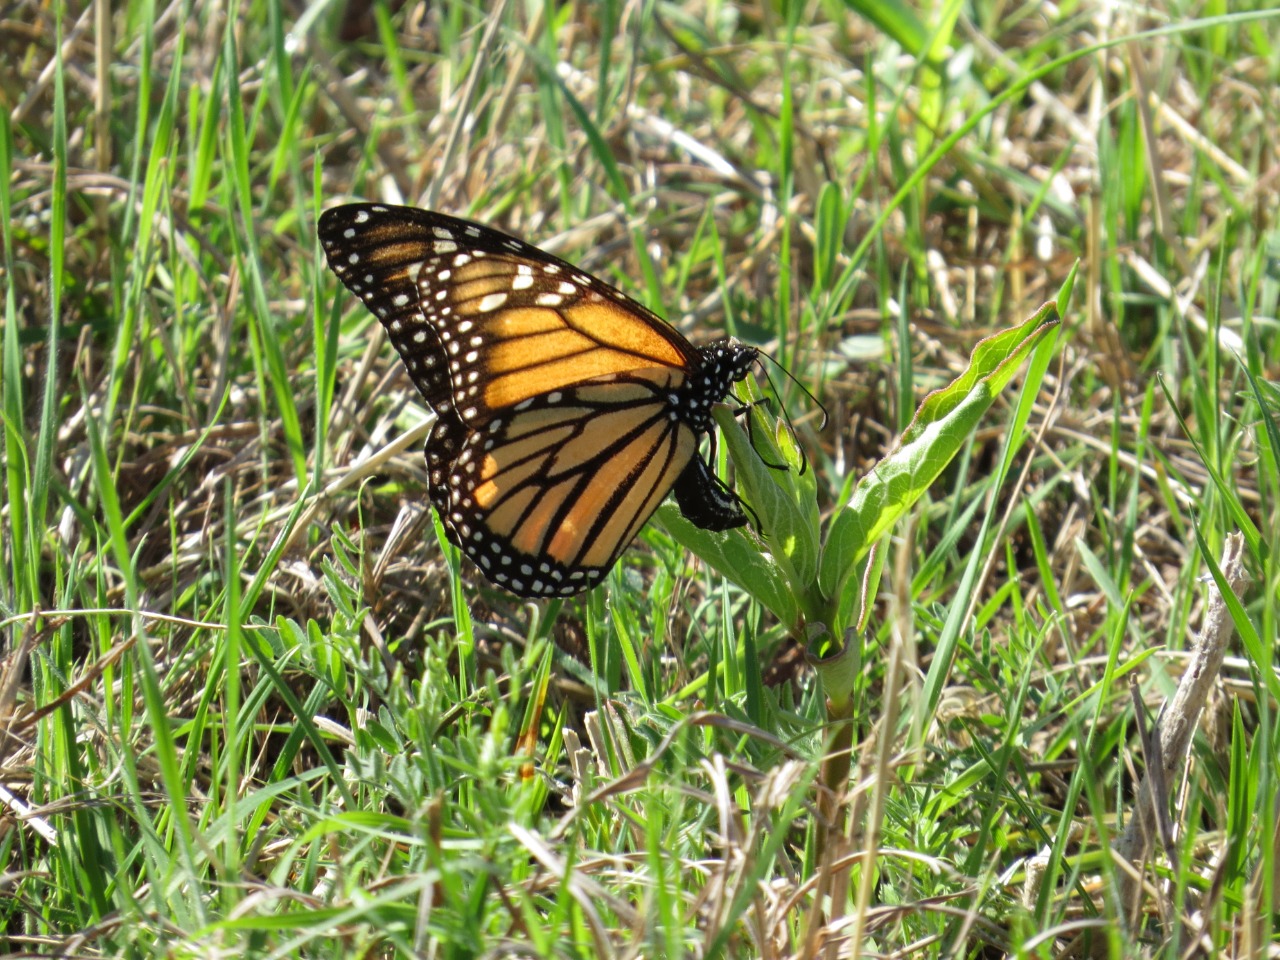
[2,0,1278,956]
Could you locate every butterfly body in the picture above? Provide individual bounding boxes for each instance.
[320,203,756,597]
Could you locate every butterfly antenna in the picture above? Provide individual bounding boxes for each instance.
[756,353,827,476]
[731,398,788,471]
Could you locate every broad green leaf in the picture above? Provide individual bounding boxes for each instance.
[657,503,800,632]
[818,301,1062,601]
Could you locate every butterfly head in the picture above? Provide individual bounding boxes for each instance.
[696,336,754,376]
[671,337,759,432]
[703,337,760,393]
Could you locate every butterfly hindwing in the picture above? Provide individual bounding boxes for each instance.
[425,408,467,534]
[440,371,699,596]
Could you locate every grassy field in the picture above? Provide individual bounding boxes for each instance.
[2,0,1279,956]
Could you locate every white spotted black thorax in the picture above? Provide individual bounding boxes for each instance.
[673,338,758,431]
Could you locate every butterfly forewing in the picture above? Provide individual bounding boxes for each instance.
[319,205,453,412]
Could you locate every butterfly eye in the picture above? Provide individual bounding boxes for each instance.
[320,203,757,597]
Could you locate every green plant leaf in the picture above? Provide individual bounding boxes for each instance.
[718,380,821,592]
[656,503,800,632]
[818,301,1062,603]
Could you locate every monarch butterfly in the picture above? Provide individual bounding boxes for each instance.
[319,202,758,597]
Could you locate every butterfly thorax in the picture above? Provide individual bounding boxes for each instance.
[672,337,758,432]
